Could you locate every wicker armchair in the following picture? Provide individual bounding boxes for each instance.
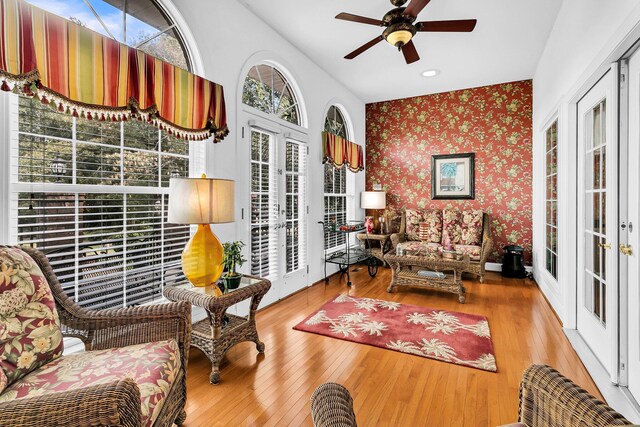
[513,365,632,427]
[310,383,357,427]
[0,246,192,427]
[391,211,492,283]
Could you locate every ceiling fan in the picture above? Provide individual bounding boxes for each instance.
[336,0,477,64]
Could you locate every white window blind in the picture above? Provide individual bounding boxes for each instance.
[324,164,347,249]
[10,95,191,310]
[285,139,307,273]
[250,129,278,278]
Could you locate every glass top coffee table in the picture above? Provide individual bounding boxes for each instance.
[163,275,271,384]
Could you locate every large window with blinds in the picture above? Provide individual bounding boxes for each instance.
[9,95,192,309]
[324,106,349,250]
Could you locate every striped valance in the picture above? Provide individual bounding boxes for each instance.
[322,131,364,173]
[0,0,228,141]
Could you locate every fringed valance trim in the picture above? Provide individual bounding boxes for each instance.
[322,131,364,173]
[0,0,229,142]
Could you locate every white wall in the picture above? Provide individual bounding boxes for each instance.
[168,0,366,288]
[532,0,640,325]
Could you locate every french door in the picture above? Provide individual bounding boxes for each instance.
[624,49,640,396]
[247,126,308,307]
[576,70,618,376]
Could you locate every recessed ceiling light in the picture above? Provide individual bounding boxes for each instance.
[421,69,440,77]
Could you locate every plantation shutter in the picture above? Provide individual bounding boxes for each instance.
[250,128,279,278]
[285,139,307,273]
[10,95,191,310]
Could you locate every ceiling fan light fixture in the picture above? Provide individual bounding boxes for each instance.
[383,23,416,49]
[386,30,413,48]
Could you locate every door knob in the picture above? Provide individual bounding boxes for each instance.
[599,242,612,250]
[620,244,634,256]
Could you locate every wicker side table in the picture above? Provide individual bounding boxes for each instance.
[163,275,271,384]
[384,253,470,303]
[356,232,392,266]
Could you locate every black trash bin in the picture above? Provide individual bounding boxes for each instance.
[502,245,526,278]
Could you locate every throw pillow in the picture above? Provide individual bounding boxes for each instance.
[442,209,463,247]
[461,210,484,245]
[405,209,425,241]
[0,246,64,389]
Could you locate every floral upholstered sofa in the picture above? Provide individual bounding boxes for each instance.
[0,246,191,427]
[390,208,493,282]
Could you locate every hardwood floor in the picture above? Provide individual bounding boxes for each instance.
[183,266,602,427]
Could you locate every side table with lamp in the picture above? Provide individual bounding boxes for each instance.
[165,176,271,384]
[358,191,392,266]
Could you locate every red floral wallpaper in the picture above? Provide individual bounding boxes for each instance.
[365,80,533,264]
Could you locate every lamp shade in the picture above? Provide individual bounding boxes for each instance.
[360,191,386,209]
[168,178,235,224]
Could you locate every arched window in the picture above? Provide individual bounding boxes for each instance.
[242,64,301,125]
[323,105,350,250]
[25,0,191,70]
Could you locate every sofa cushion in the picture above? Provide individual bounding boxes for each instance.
[400,241,443,256]
[417,210,443,243]
[0,368,6,395]
[405,209,424,241]
[454,244,482,261]
[442,209,463,248]
[0,339,181,427]
[407,209,442,242]
[461,210,484,246]
[0,246,63,389]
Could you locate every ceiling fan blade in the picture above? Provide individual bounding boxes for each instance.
[335,12,383,26]
[417,19,478,32]
[402,40,420,64]
[345,36,384,59]
[403,0,431,18]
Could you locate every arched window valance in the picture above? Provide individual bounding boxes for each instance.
[0,0,228,141]
[322,131,364,173]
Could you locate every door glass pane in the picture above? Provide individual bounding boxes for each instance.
[593,104,601,147]
[602,192,607,235]
[593,235,600,277]
[593,193,600,233]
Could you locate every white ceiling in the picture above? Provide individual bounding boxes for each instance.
[239,0,562,103]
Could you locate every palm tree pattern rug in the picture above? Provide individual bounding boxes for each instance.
[294,294,496,372]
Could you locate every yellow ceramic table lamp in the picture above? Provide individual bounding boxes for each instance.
[168,175,235,287]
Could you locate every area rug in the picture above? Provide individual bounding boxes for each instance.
[293,294,497,372]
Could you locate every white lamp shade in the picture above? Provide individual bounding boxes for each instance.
[168,178,235,224]
[360,191,386,209]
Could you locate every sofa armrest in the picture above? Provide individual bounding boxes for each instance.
[0,379,142,427]
[390,232,406,249]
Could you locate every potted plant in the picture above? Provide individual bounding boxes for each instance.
[222,241,246,291]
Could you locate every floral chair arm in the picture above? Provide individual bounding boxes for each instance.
[0,378,143,427]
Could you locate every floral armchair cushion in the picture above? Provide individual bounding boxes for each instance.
[0,339,181,427]
[461,210,484,246]
[407,209,442,242]
[0,246,63,390]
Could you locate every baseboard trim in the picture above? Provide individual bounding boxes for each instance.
[485,262,533,273]
[564,328,640,423]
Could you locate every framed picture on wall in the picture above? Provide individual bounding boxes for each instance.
[431,153,475,200]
